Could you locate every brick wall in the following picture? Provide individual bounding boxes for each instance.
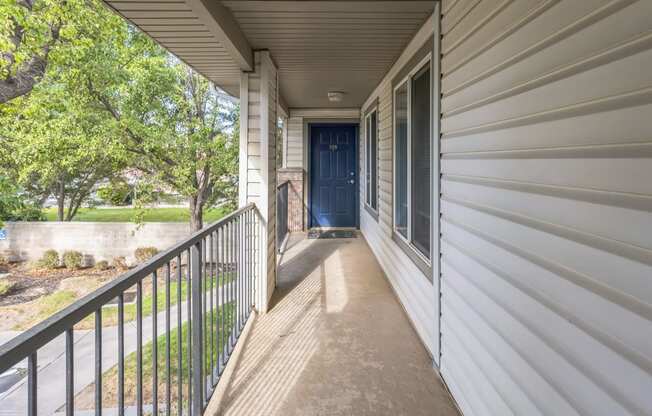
[278,167,305,232]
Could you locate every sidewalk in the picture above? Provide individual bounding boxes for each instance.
[0,283,236,416]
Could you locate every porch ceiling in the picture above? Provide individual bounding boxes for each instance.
[225,1,434,108]
[103,0,434,108]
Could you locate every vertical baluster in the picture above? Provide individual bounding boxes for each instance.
[242,212,246,325]
[226,222,230,352]
[248,210,252,317]
[186,250,192,416]
[190,241,203,414]
[246,210,251,316]
[219,225,225,372]
[239,215,244,330]
[209,232,215,386]
[259,212,263,309]
[244,212,248,320]
[229,221,234,351]
[235,218,240,339]
[251,210,255,313]
[28,352,37,416]
[201,238,207,400]
[136,280,143,416]
[152,271,158,416]
[176,255,182,416]
[238,215,244,332]
[95,310,102,416]
[165,262,171,416]
[236,216,240,336]
[66,328,74,416]
[251,210,254,314]
[254,212,259,312]
[245,211,251,320]
[118,294,124,416]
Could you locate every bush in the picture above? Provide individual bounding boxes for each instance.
[0,178,44,223]
[112,256,128,271]
[135,247,158,263]
[95,260,110,271]
[39,250,60,269]
[62,251,83,269]
[97,180,132,206]
[9,205,45,221]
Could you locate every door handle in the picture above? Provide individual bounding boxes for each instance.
[348,179,355,184]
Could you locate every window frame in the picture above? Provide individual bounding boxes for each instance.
[392,53,433,266]
[364,106,379,218]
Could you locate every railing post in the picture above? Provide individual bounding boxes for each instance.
[190,240,204,414]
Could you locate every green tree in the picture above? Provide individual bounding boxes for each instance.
[86,52,239,231]
[0,0,110,102]
[1,0,129,220]
[2,88,127,220]
[1,0,239,229]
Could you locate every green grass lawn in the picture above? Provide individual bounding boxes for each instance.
[43,206,230,223]
[83,271,235,329]
[78,303,236,411]
[16,290,78,330]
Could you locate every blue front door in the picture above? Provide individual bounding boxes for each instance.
[310,124,358,228]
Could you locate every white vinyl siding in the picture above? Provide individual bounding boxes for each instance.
[439,1,652,415]
[286,116,303,168]
[360,15,438,357]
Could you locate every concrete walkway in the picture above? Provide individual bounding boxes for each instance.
[213,233,460,416]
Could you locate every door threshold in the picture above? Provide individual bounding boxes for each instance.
[309,227,358,231]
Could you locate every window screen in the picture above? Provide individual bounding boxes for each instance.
[370,111,377,210]
[411,65,431,257]
[395,82,409,238]
[366,117,371,206]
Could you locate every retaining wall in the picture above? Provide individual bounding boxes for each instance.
[0,222,191,265]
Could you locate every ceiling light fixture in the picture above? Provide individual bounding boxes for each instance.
[328,91,345,102]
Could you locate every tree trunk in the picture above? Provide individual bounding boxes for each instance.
[189,196,203,232]
[57,181,65,221]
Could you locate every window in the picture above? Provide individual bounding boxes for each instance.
[365,109,378,212]
[393,57,431,260]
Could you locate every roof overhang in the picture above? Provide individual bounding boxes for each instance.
[102,0,435,108]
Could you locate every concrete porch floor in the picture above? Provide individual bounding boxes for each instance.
[213,233,460,416]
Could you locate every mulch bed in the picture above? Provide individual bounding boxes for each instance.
[0,263,120,307]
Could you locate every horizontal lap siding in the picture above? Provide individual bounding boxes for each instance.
[439,1,652,415]
[286,116,304,168]
[360,19,437,355]
[247,76,262,200]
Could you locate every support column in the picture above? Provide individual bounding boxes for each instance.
[239,51,278,313]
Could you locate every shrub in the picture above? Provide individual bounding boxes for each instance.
[95,260,110,271]
[10,204,45,221]
[135,247,158,263]
[62,251,83,269]
[112,256,128,271]
[39,250,60,269]
[0,178,44,222]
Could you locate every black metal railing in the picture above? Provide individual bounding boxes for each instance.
[276,181,289,252]
[0,204,262,416]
